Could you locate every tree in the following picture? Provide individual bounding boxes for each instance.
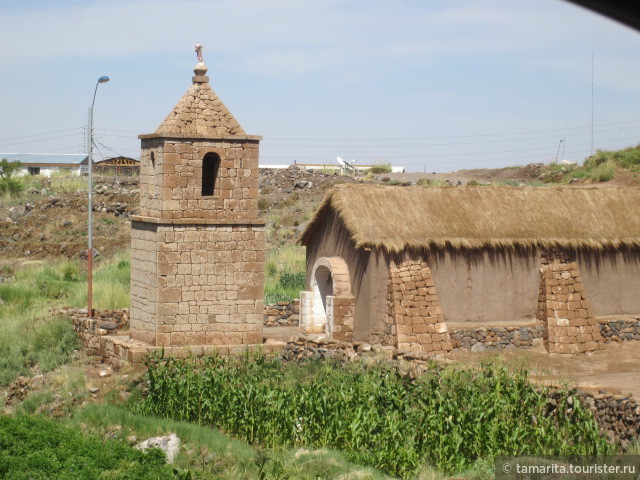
[0,159,21,179]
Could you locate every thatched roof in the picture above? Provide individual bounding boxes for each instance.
[299,184,640,252]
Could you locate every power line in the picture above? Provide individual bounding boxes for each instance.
[0,132,85,149]
[0,127,83,143]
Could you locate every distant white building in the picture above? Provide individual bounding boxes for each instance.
[0,153,88,177]
[259,162,405,173]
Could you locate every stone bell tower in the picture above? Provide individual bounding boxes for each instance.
[130,45,265,347]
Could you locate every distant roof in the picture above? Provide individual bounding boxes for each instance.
[300,184,640,252]
[0,153,88,166]
[95,156,140,165]
[152,61,246,137]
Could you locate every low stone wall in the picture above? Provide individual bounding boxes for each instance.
[57,307,284,370]
[264,300,299,327]
[563,391,640,448]
[598,317,640,342]
[282,336,393,362]
[450,326,545,352]
[448,318,640,352]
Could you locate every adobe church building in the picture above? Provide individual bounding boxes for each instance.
[129,47,265,348]
[299,184,640,354]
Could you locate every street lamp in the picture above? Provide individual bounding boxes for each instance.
[87,75,110,317]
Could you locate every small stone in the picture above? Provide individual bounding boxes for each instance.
[99,370,110,378]
[470,343,486,353]
[88,387,100,393]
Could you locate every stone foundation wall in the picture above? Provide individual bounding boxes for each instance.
[264,300,299,327]
[599,318,640,342]
[448,319,639,351]
[386,260,452,353]
[62,307,282,370]
[450,325,545,351]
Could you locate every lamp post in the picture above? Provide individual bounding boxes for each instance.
[87,75,110,317]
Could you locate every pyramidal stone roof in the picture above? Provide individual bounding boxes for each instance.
[154,61,246,137]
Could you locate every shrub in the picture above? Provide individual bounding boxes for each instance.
[416,178,446,187]
[257,198,269,211]
[278,272,305,290]
[591,160,616,182]
[0,415,180,479]
[0,178,24,197]
[386,179,401,186]
[368,165,392,174]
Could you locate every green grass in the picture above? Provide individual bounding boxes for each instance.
[264,245,306,303]
[72,404,390,480]
[134,354,612,478]
[0,252,131,385]
[66,251,131,309]
[49,170,87,194]
[0,414,180,479]
[0,170,89,204]
[549,144,640,183]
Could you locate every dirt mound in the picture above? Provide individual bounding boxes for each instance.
[0,176,138,261]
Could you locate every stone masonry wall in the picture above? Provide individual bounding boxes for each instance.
[155,223,264,346]
[538,252,604,354]
[450,325,545,351]
[138,139,259,221]
[264,300,299,327]
[326,296,355,342]
[386,260,452,354]
[129,222,159,345]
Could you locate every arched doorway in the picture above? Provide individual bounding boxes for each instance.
[300,257,353,337]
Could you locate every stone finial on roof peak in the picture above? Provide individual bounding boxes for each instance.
[193,42,209,84]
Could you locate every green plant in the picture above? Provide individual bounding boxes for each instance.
[466,180,487,186]
[135,355,611,478]
[0,158,21,179]
[416,178,446,187]
[0,414,180,479]
[258,198,269,211]
[0,253,130,386]
[278,272,305,290]
[264,246,305,303]
[386,179,401,186]
[591,160,616,182]
[368,165,392,174]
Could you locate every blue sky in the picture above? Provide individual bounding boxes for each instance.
[0,0,639,172]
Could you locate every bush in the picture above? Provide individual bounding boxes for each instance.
[591,160,616,182]
[0,415,180,479]
[368,165,392,174]
[278,272,305,290]
[257,198,269,211]
[0,178,24,196]
[136,355,611,478]
[416,178,446,187]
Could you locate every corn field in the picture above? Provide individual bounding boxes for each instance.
[134,354,611,478]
